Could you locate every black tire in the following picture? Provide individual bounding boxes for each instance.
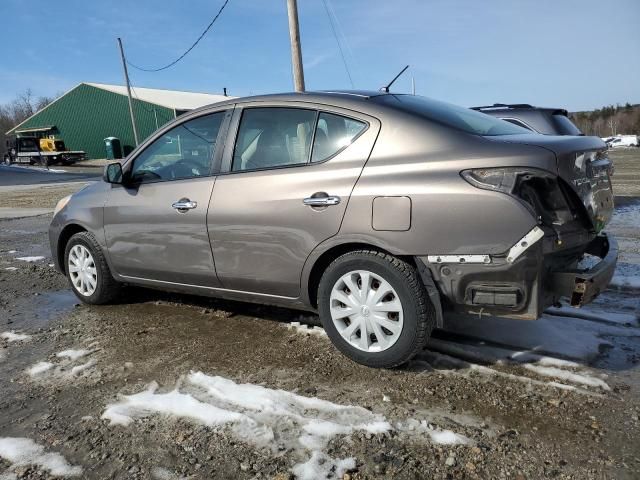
[64,231,121,304]
[317,250,435,368]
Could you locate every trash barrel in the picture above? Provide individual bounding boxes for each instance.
[104,137,122,160]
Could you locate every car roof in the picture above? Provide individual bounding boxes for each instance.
[194,90,394,113]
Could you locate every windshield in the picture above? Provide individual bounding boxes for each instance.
[374,94,531,136]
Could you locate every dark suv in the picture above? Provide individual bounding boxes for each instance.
[471,103,583,136]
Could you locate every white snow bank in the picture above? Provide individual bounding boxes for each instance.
[522,364,610,390]
[15,256,45,262]
[1,331,31,342]
[104,372,469,478]
[0,437,82,477]
[4,267,17,271]
[27,362,54,376]
[56,349,91,361]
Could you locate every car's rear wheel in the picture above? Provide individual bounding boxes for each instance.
[64,232,121,304]
[318,250,435,368]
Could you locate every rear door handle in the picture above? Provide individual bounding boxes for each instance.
[172,198,198,212]
[303,194,341,207]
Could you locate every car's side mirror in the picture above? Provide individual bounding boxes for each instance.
[103,162,123,184]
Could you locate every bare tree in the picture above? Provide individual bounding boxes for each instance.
[0,89,57,154]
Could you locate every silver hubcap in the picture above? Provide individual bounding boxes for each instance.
[68,244,97,296]
[330,270,404,352]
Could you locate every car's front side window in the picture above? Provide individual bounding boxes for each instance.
[130,111,225,183]
[232,108,317,172]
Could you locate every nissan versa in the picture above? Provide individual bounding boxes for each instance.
[49,91,618,368]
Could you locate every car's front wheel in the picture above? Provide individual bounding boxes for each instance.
[318,250,435,368]
[64,232,121,304]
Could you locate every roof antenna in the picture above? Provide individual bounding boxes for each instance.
[223,87,228,96]
[380,65,409,93]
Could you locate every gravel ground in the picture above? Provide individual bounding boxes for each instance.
[0,186,639,479]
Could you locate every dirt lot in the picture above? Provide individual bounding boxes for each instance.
[0,155,639,479]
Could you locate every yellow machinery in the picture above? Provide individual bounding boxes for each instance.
[39,137,68,152]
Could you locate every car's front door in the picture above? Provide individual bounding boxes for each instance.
[208,104,380,297]
[104,110,229,287]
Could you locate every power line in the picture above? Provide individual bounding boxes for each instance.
[126,0,231,72]
[321,0,354,89]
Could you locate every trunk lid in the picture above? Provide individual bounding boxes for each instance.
[488,134,614,232]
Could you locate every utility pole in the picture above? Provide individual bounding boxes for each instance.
[286,0,305,92]
[117,37,140,146]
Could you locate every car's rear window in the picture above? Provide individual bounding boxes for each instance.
[374,94,531,136]
[551,114,583,136]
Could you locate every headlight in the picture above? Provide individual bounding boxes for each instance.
[461,167,554,194]
[54,195,71,216]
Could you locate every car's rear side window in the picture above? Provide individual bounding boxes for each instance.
[311,112,367,162]
[375,94,531,136]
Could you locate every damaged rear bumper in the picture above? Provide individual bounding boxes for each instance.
[548,234,618,307]
[419,231,618,321]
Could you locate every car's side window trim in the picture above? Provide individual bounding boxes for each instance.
[119,107,233,186]
[500,117,538,133]
[219,105,370,176]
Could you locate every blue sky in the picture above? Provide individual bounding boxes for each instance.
[2,0,638,111]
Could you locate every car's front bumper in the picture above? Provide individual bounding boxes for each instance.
[421,232,618,321]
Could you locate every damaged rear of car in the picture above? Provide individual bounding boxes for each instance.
[369,94,617,322]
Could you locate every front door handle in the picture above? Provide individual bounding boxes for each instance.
[172,198,198,213]
[303,194,341,207]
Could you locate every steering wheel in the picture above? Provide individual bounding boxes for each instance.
[171,159,206,178]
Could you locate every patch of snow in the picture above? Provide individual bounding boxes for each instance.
[1,331,31,343]
[292,451,355,480]
[522,364,611,390]
[27,362,54,376]
[56,349,90,361]
[15,256,45,262]
[397,419,470,445]
[104,372,469,478]
[71,358,97,376]
[4,267,17,272]
[7,250,17,254]
[0,470,18,480]
[102,382,247,427]
[383,395,390,402]
[80,416,93,421]
[0,437,82,477]
[610,274,640,289]
[287,322,327,337]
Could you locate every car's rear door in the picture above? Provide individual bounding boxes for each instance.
[103,109,231,287]
[208,102,380,297]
